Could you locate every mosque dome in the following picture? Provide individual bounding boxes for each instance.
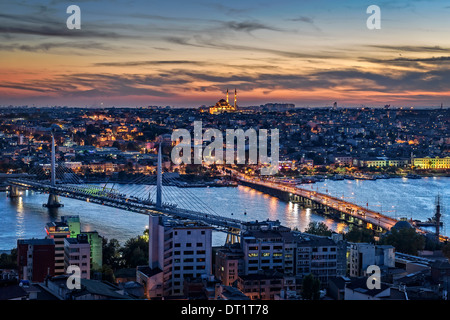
[391,220,413,231]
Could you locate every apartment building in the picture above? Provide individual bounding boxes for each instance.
[45,221,71,275]
[215,220,347,298]
[214,243,244,286]
[64,234,91,279]
[17,238,55,282]
[138,215,213,298]
[349,243,395,277]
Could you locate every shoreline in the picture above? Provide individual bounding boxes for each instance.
[1,176,448,251]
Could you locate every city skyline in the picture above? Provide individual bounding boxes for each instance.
[1,0,450,108]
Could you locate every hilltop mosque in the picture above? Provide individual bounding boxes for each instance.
[208,89,238,114]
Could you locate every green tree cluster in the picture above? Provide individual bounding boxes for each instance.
[304,221,332,237]
[101,230,149,282]
[379,228,425,255]
[0,248,17,269]
[302,273,321,300]
[344,227,375,243]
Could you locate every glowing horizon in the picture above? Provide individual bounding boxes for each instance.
[1,0,450,108]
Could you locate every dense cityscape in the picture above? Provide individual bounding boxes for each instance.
[1,0,450,315]
[0,102,449,302]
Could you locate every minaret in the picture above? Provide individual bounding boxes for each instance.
[51,132,56,187]
[226,89,229,104]
[435,194,442,241]
[156,143,162,208]
[234,88,237,110]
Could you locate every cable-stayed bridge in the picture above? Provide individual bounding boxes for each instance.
[6,134,447,244]
[7,135,243,241]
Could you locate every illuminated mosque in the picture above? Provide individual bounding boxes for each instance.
[208,89,238,114]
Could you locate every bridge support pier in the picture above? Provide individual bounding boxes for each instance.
[43,193,63,208]
[8,185,21,198]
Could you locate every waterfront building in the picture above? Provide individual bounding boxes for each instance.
[215,220,347,294]
[45,221,71,275]
[63,216,81,238]
[240,220,296,275]
[17,239,55,282]
[356,158,388,168]
[137,215,213,298]
[387,159,409,167]
[332,155,354,166]
[82,231,103,271]
[44,216,81,275]
[413,156,450,169]
[64,234,91,279]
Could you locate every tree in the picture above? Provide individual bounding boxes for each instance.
[120,234,149,268]
[304,221,332,237]
[302,273,321,300]
[442,243,450,260]
[380,228,425,255]
[0,248,17,269]
[344,227,375,243]
[101,264,116,283]
[102,238,123,269]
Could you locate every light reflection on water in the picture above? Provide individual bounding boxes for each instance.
[0,177,448,250]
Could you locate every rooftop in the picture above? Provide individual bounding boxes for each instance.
[137,266,163,278]
[64,237,89,245]
[17,238,55,246]
[0,284,28,300]
[47,275,133,300]
[345,277,390,297]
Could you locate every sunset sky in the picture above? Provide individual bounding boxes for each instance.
[1,0,450,108]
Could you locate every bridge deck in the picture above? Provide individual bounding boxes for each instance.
[8,178,244,233]
[235,173,448,241]
[239,176,398,230]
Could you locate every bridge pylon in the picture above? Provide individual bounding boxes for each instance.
[43,131,63,209]
[43,193,64,208]
[8,185,21,198]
